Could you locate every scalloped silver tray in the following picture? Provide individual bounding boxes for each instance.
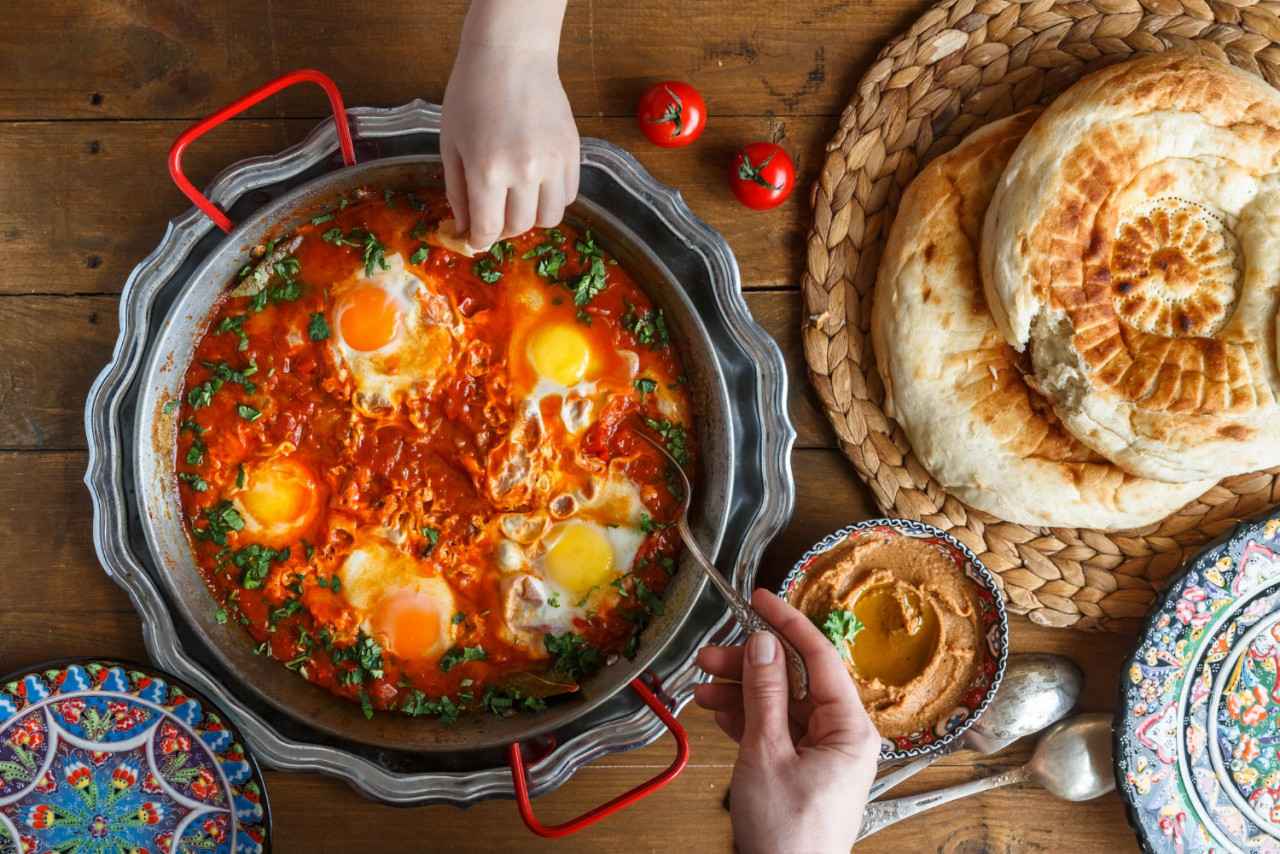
[84,100,795,805]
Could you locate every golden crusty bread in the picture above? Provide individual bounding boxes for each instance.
[873,111,1213,530]
[981,53,1280,483]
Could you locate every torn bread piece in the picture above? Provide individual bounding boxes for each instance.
[425,218,488,258]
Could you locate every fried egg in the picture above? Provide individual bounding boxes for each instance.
[328,252,457,416]
[231,455,322,547]
[498,467,649,644]
[337,534,458,662]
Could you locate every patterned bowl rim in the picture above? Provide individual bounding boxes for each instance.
[0,657,272,851]
[1112,511,1280,854]
[778,517,1010,762]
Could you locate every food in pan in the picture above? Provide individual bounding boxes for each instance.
[872,111,1213,530]
[981,53,1280,483]
[169,187,696,720]
[790,527,983,739]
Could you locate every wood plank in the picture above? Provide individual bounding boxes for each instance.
[0,291,833,450]
[258,755,1137,852]
[0,116,825,297]
[0,0,930,121]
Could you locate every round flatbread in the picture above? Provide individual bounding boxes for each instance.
[873,111,1214,530]
[981,53,1280,482]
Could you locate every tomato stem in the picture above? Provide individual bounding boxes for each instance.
[737,149,783,190]
[645,85,685,137]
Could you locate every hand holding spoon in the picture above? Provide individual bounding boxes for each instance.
[630,420,809,700]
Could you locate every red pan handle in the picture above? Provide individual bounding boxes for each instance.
[168,69,357,233]
[507,677,690,838]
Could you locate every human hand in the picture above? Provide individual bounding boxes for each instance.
[695,589,879,854]
[440,0,579,250]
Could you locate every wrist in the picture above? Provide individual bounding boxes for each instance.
[458,0,566,53]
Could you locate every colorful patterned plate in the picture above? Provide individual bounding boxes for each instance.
[1116,510,1280,854]
[779,518,1008,762]
[0,660,270,854]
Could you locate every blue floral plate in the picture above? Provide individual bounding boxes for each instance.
[0,660,270,854]
[1116,510,1280,854]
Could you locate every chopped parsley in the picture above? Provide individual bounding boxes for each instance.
[634,377,658,400]
[521,242,567,281]
[639,514,666,535]
[188,360,258,408]
[177,472,208,492]
[358,230,389,277]
[471,258,501,283]
[548,591,562,608]
[383,189,396,209]
[310,213,334,226]
[359,691,374,720]
[452,612,466,625]
[332,632,385,688]
[185,434,206,466]
[820,610,865,661]
[401,690,461,723]
[307,312,331,341]
[409,219,427,240]
[622,302,670,350]
[544,632,600,680]
[163,400,180,415]
[439,645,488,673]
[236,403,261,422]
[216,315,250,352]
[569,232,608,312]
[213,608,228,625]
[223,543,289,589]
[191,501,245,545]
[323,227,388,277]
[409,245,428,265]
[490,241,515,263]
[236,463,246,489]
[644,418,692,468]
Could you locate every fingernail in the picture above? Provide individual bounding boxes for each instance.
[748,632,777,666]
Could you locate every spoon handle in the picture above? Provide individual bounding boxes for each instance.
[680,519,809,700]
[868,742,961,801]
[856,767,1029,840]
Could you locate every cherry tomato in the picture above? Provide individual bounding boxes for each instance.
[637,81,706,148]
[730,142,795,210]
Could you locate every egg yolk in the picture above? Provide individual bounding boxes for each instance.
[371,589,443,659]
[239,457,318,531]
[336,285,401,352]
[528,324,592,386]
[544,523,615,596]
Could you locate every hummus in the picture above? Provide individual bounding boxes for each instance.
[793,530,982,738]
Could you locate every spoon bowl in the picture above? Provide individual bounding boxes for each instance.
[869,653,1083,800]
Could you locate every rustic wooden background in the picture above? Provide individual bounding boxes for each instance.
[0,1,1145,850]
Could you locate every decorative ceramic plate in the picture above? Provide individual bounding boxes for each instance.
[1116,510,1280,854]
[0,660,270,854]
[779,518,1008,762]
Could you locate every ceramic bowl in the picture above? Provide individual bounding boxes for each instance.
[779,518,1009,762]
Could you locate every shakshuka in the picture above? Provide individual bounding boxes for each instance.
[170,187,695,721]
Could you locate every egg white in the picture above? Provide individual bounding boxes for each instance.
[337,532,458,661]
[329,252,457,416]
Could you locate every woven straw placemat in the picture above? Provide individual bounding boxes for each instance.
[801,0,1280,631]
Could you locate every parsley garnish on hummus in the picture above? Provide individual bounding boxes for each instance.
[821,610,865,661]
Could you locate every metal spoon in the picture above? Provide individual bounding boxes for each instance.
[868,653,1083,800]
[857,712,1115,840]
[630,421,809,699]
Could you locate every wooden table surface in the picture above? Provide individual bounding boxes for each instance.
[0,1,1147,850]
